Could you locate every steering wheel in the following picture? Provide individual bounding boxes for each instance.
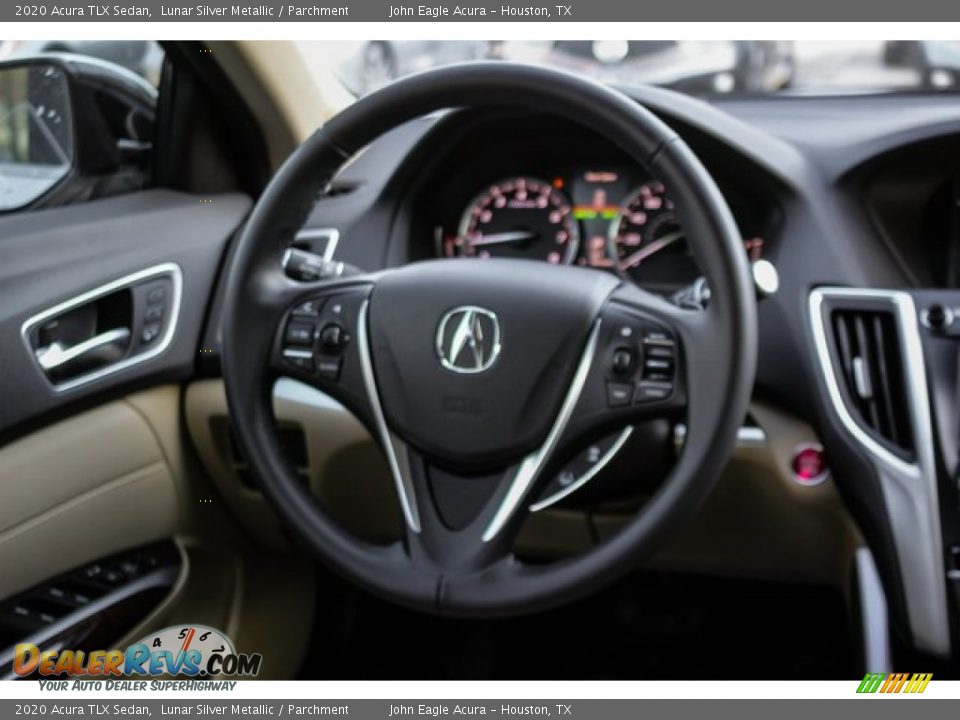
[221,63,757,617]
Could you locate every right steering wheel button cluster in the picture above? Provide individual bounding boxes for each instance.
[603,312,677,409]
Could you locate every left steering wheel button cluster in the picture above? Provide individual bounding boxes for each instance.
[280,294,358,381]
[282,309,321,374]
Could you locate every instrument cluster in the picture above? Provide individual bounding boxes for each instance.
[436,167,764,289]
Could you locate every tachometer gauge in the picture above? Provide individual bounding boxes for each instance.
[611,181,698,286]
[447,177,579,264]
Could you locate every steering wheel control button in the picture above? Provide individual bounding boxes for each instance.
[612,348,634,374]
[643,358,674,382]
[282,348,314,372]
[320,323,347,353]
[317,357,343,380]
[645,344,675,359]
[641,330,676,383]
[285,321,315,346]
[644,358,672,372]
[606,382,633,407]
[635,381,672,403]
[292,299,322,317]
[643,330,673,345]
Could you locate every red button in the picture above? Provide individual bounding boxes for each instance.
[792,444,828,485]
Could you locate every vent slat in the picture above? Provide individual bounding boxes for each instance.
[852,314,882,432]
[871,314,902,446]
[834,313,856,395]
[830,308,914,456]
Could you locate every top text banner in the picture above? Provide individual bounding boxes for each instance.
[6,0,960,21]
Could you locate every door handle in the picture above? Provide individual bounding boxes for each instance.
[35,327,131,371]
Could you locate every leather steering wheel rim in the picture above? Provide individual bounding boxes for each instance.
[221,63,757,617]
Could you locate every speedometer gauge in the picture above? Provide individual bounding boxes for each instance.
[447,177,579,264]
[611,182,698,286]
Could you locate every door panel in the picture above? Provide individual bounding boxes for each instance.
[0,189,250,442]
[0,188,248,596]
[0,397,177,599]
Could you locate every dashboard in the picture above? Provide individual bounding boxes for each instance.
[403,113,774,293]
[322,96,960,660]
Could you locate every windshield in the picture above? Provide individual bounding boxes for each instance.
[312,40,960,98]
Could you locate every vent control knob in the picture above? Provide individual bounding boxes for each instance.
[923,304,953,332]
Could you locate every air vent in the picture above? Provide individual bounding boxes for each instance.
[830,308,914,456]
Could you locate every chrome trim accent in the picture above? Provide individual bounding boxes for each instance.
[36,327,131,371]
[435,305,502,374]
[674,424,767,448]
[852,356,873,400]
[356,300,421,534]
[482,319,602,542]
[20,263,183,393]
[529,426,633,512]
[855,547,892,674]
[273,378,350,413]
[809,287,949,656]
[295,227,340,262]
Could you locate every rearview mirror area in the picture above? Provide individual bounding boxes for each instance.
[0,62,73,211]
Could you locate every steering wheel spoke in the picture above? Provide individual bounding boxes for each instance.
[478,292,702,542]
[394,443,528,573]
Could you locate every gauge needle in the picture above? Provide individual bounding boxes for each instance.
[468,230,537,247]
[618,230,685,270]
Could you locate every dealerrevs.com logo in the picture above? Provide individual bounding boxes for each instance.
[14,624,262,679]
[856,673,933,694]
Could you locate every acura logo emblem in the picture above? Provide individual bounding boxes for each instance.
[436,306,501,374]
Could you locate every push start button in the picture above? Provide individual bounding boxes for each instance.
[791,443,829,486]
